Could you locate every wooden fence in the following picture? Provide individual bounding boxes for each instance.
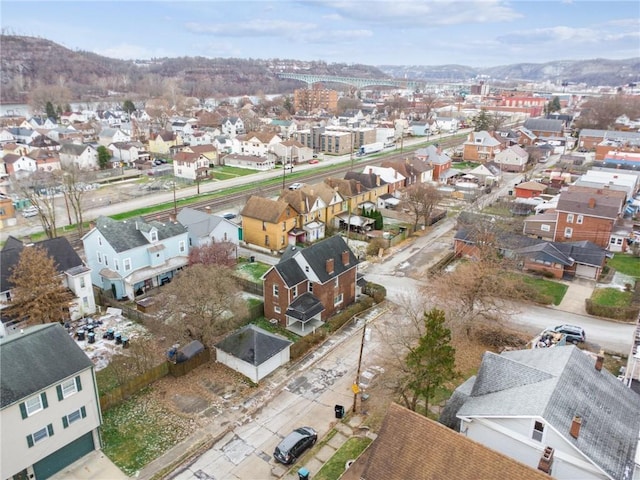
[99,361,169,411]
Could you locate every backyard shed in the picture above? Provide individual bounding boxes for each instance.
[215,325,292,383]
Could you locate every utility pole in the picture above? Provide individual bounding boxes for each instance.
[352,317,367,413]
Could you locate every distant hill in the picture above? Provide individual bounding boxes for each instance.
[378,58,640,87]
[1,35,638,106]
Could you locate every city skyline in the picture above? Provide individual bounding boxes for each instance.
[1,1,639,67]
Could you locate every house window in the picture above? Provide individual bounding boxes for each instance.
[273,284,279,297]
[532,421,544,442]
[83,297,89,308]
[104,256,109,267]
[63,407,86,428]
[59,377,79,398]
[223,232,228,241]
[80,277,86,288]
[27,425,53,447]
[566,214,574,223]
[564,227,573,238]
[274,305,281,314]
[576,215,583,224]
[114,259,119,271]
[282,221,286,231]
[292,285,298,298]
[150,231,158,242]
[334,277,339,289]
[123,258,131,271]
[179,240,186,253]
[305,265,309,272]
[265,235,270,246]
[98,236,102,246]
[540,224,550,232]
[97,252,102,264]
[308,281,313,293]
[262,221,266,231]
[334,293,343,306]
[24,394,46,416]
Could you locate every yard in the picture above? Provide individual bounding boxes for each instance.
[607,253,640,277]
[591,287,633,308]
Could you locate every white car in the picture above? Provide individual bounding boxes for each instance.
[288,183,303,190]
[21,206,39,218]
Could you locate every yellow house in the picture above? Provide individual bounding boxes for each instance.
[183,144,218,166]
[148,130,182,155]
[325,176,389,214]
[241,196,301,252]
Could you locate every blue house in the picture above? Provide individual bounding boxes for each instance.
[82,216,189,300]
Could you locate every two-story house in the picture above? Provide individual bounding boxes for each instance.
[172,151,210,181]
[148,130,182,156]
[278,189,327,243]
[323,177,378,232]
[241,196,301,252]
[462,131,503,163]
[239,131,282,158]
[262,235,358,334]
[360,166,405,195]
[414,144,456,183]
[523,118,565,139]
[1,236,97,321]
[108,141,150,167]
[59,143,99,170]
[494,145,529,172]
[0,323,103,480]
[441,346,640,480]
[2,153,37,178]
[183,144,218,166]
[302,182,346,228]
[553,187,626,249]
[81,216,189,300]
[98,127,130,147]
[221,117,245,138]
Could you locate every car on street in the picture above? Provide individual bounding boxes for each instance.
[551,324,586,344]
[221,212,237,220]
[308,158,319,164]
[288,182,303,190]
[273,427,317,465]
[21,206,39,218]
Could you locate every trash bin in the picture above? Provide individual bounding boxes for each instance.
[250,255,255,263]
[335,404,345,419]
[87,332,95,344]
[77,329,85,341]
[115,332,122,345]
[298,467,310,480]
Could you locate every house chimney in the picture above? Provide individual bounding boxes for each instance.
[376,175,381,187]
[537,446,554,474]
[89,221,96,230]
[205,206,211,213]
[326,258,334,274]
[595,353,604,371]
[588,197,596,208]
[569,415,582,439]
[368,167,373,174]
[342,250,349,266]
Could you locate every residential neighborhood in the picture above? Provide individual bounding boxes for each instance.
[1,45,640,480]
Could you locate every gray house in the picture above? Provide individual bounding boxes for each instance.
[441,346,640,480]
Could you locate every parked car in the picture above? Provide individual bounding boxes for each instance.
[273,427,317,465]
[308,158,319,164]
[288,182,303,190]
[21,206,39,218]
[551,324,586,344]
[221,212,237,220]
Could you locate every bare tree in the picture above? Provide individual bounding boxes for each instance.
[57,166,93,235]
[28,83,73,114]
[188,242,237,268]
[5,245,74,326]
[575,94,640,130]
[156,264,248,348]
[402,183,443,229]
[12,171,60,238]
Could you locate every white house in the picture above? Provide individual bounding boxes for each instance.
[59,144,99,170]
[223,153,274,171]
[108,141,149,167]
[3,153,37,178]
[98,127,130,147]
[441,346,640,480]
[215,325,292,383]
[495,145,530,172]
[172,151,210,181]
[239,131,282,157]
[0,323,103,480]
[176,207,239,250]
[221,116,245,137]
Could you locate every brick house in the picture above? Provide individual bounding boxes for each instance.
[514,181,547,199]
[462,131,502,162]
[553,187,626,248]
[262,235,358,334]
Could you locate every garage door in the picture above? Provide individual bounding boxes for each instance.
[33,431,94,479]
[575,263,598,279]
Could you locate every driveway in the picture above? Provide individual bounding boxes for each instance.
[551,277,595,316]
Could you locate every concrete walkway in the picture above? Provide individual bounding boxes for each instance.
[551,277,595,316]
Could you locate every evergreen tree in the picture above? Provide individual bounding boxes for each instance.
[402,308,457,414]
[97,145,111,170]
[472,108,491,131]
[45,101,56,119]
[122,99,136,115]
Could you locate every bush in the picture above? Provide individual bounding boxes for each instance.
[364,282,386,303]
[367,238,387,257]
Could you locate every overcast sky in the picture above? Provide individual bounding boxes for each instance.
[2,1,639,67]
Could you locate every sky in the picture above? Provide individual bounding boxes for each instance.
[1,0,639,68]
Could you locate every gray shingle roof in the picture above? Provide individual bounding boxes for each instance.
[1,323,93,408]
[523,118,564,133]
[298,235,358,284]
[453,347,640,480]
[215,325,291,366]
[93,215,187,253]
[286,292,324,321]
[176,207,224,239]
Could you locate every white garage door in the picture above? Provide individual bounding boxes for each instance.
[575,263,598,279]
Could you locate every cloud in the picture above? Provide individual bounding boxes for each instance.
[185,19,315,37]
[497,26,601,45]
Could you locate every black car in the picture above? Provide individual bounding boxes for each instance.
[552,324,586,344]
[273,427,317,465]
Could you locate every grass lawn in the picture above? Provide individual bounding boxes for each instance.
[253,317,300,342]
[607,253,640,277]
[101,389,191,476]
[521,276,568,305]
[591,287,633,307]
[313,436,372,480]
[236,259,271,281]
[216,166,256,176]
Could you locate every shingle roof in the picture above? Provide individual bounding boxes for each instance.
[1,236,84,293]
[241,195,296,222]
[556,189,623,218]
[215,325,291,366]
[453,347,640,480]
[176,207,224,239]
[523,118,564,133]
[1,323,93,408]
[92,215,187,253]
[342,403,549,480]
[285,292,324,321]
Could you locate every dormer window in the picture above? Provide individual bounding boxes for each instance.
[150,231,158,242]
